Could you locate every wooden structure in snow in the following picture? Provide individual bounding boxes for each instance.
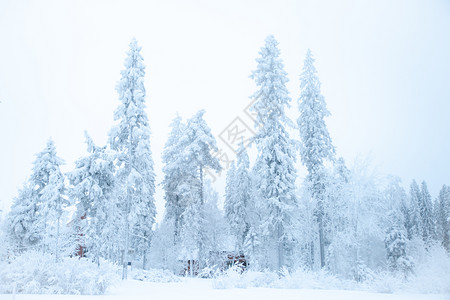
[181,251,247,276]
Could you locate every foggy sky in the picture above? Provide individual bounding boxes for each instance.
[1,0,449,220]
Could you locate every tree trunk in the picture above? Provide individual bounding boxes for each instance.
[123,223,130,280]
[142,248,147,270]
[55,214,60,262]
[310,241,314,269]
[277,223,283,271]
[318,215,325,268]
[174,195,180,246]
[314,174,326,269]
[123,125,133,280]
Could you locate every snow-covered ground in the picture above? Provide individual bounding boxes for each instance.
[0,278,447,300]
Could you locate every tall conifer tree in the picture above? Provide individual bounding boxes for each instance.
[297,49,335,268]
[250,35,297,270]
[109,38,156,276]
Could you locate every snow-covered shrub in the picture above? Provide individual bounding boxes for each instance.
[212,267,347,290]
[352,261,375,283]
[369,272,404,293]
[405,245,450,294]
[212,265,250,289]
[240,270,279,288]
[211,266,244,289]
[362,245,450,294]
[210,251,450,294]
[130,268,182,283]
[0,251,119,294]
[276,268,352,290]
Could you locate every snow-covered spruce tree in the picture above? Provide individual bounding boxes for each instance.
[161,114,186,246]
[400,193,412,241]
[178,110,221,270]
[5,184,40,252]
[40,164,68,262]
[384,226,414,276]
[250,35,297,271]
[67,133,118,264]
[419,181,435,246]
[108,39,156,275]
[29,139,65,253]
[183,110,222,206]
[297,49,335,268]
[436,185,449,251]
[408,180,423,240]
[225,143,251,252]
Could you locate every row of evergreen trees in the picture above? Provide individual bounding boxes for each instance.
[5,39,156,279]
[3,36,449,279]
[154,36,449,275]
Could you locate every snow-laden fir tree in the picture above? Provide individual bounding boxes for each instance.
[435,185,449,251]
[178,110,221,269]
[182,110,222,205]
[30,140,64,195]
[108,38,156,275]
[40,164,68,262]
[6,184,40,252]
[161,114,186,244]
[6,139,64,254]
[419,181,435,245]
[31,139,65,253]
[250,35,297,271]
[224,142,251,252]
[400,193,412,241]
[67,133,118,264]
[297,49,335,268]
[408,180,423,240]
[384,226,414,276]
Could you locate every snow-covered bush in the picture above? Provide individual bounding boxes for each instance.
[0,251,119,294]
[212,267,347,290]
[352,261,376,283]
[276,268,352,290]
[405,245,450,294]
[211,266,245,289]
[238,270,280,288]
[211,250,450,294]
[130,268,182,283]
[368,272,404,293]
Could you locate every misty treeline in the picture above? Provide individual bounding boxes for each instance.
[1,36,448,281]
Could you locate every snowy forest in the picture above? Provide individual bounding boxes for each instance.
[0,36,449,296]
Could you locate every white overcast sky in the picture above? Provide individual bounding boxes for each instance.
[1,0,449,219]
